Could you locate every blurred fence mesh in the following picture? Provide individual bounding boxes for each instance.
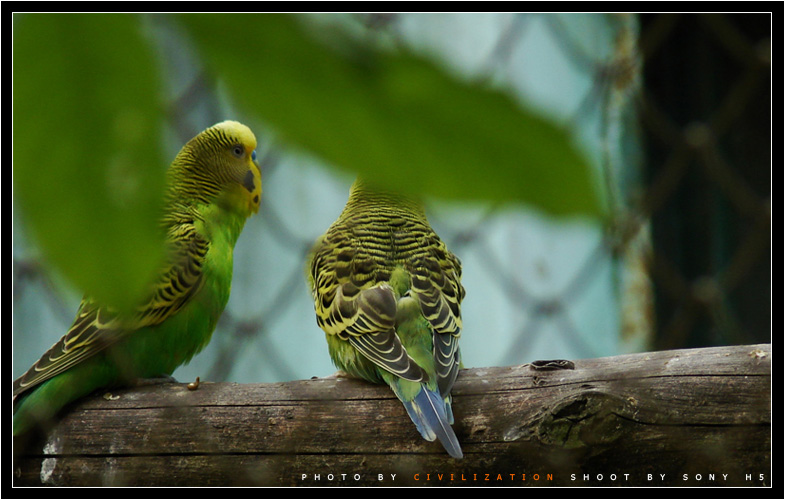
[13,13,770,390]
[638,14,770,350]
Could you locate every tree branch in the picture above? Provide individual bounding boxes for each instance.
[13,343,771,486]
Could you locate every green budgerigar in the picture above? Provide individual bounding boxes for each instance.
[13,120,262,436]
[307,178,465,458]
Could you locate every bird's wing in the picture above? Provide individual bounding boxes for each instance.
[410,235,465,397]
[13,222,209,398]
[309,232,427,383]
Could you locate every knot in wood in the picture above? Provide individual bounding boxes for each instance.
[536,390,626,449]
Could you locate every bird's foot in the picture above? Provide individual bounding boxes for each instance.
[319,370,352,380]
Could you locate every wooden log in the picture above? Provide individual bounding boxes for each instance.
[13,343,771,487]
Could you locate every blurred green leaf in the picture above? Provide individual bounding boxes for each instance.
[179,13,600,217]
[13,13,165,311]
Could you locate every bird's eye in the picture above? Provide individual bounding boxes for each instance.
[232,145,244,158]
[252,150,257,162]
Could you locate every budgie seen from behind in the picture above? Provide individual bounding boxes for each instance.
[307,178,465,458]
[13,120,262,436]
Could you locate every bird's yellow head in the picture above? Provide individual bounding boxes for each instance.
[169,120,262,217]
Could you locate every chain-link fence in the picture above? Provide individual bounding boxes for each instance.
[639,13,771,350]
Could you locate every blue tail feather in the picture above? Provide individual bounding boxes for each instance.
[401,387,463,459]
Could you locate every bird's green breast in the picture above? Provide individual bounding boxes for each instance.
[113,205,242,377]
[108,246,231,378]
[164,204,243,364]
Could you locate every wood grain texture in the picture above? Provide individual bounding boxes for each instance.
[13,343,771,487]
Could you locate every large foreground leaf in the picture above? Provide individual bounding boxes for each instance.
[180,13,600,217]
[14,13,165,310]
